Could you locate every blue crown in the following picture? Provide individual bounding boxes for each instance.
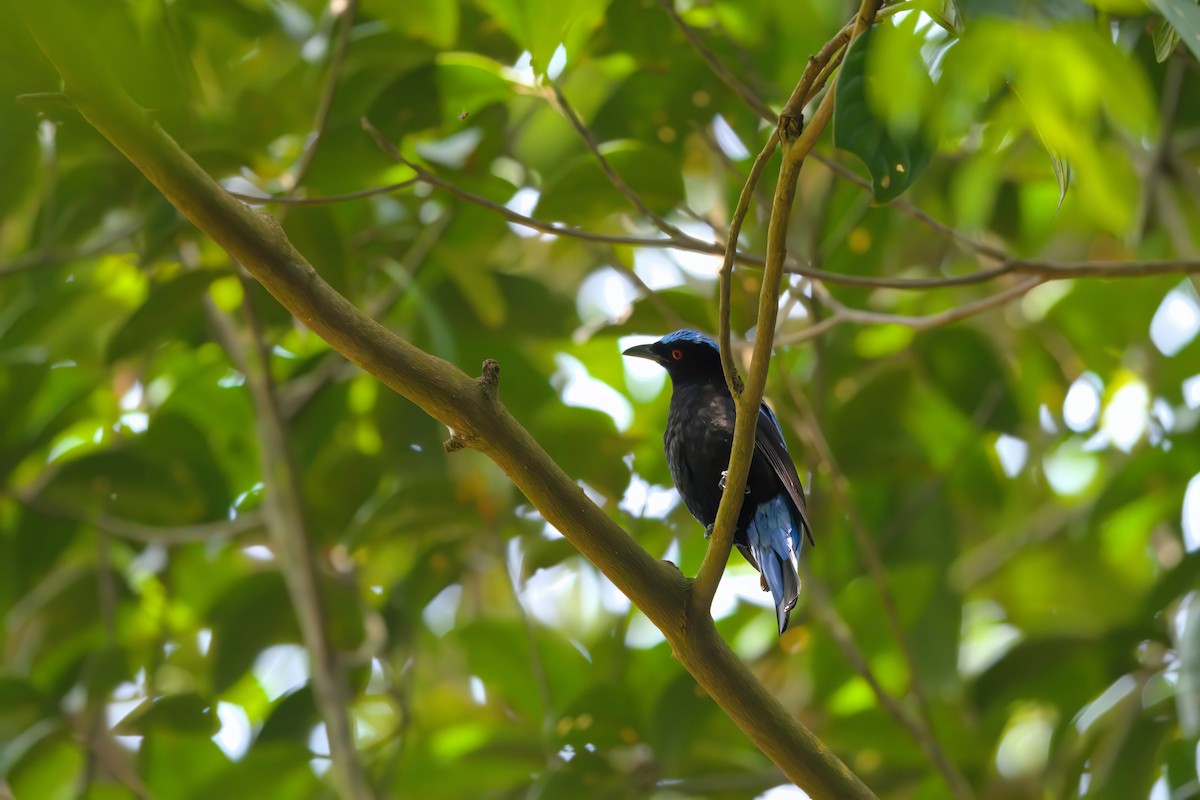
[660,329,718,350]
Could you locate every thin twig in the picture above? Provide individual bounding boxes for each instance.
[692,145,801,615]
[11,488,264,544]
[657,0,775,122]
[694,0,878,616]
[781,21,855,120]
[692,119,774,213]
[547,81,690,240]
[0,220,145,277]
[362,120,1200,293]
[778,276,1043,344]
[286,0,359,194]
[230,179,419,206]
[719,130,779,398]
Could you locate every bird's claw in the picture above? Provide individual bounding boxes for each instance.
[704,524,714,540]
[717,470,750,494]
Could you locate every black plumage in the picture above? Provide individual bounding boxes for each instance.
[624,329,813,634]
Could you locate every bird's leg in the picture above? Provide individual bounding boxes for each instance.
[704,524,714,539]
[717,470,751,494]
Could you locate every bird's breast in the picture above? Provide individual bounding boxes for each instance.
[664,383,736,526]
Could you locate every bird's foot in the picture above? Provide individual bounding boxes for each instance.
[717,470,750,494]
[760,573,769,593]
[704,524,714,540]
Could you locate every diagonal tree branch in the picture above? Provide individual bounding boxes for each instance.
[547,81,690,241]
[657,0,776,122]
[14,5,875,797]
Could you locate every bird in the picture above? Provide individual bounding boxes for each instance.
[623,329,813,634]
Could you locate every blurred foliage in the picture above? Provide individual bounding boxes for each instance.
[2,0,1200,798]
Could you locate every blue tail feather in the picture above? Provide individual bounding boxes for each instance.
[746,494,803,634]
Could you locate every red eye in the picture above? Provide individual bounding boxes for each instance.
[671,349,683,360]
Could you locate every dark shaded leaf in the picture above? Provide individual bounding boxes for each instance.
[834,25,933,202]
[106,270,222,363]
[1149,0,1200,62]
[914,327,1020,431]
[208,572,300,693]
[112,693,217,736]
[536,142,685,225]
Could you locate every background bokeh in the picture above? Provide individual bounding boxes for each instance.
[2,0,1200,798]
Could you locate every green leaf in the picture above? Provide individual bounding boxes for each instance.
[475,0,607,75]
[913,328,1020,431]
[140,733,230,800]
[536,141,685,225]
[1154,17,1182,62]
[532,404,630,498]
[7,733,84,800]
[106,270,221,363]
[195,742,319,800]
[256,686,318,745]
[365,0,459,48]
[208,572,300,693]
[1149,0,1200,62]
[435,54,517,123]
[834,24,934,202]
[1164,736,1200,797]
[1089,714,1170,799]
[112,693,218,736]
[0,678,51,745]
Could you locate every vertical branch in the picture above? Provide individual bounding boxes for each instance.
[692,128,805,613]
[693,0,880,616]
[286,0,358,195]
[718,130,779,399]
[205,281,374,800]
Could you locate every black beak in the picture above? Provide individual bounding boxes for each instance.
[622,343,662,363]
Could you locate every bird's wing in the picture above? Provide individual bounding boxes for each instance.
[754,403,814,546]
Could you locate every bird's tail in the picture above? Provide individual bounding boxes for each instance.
[746,495,803,635]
